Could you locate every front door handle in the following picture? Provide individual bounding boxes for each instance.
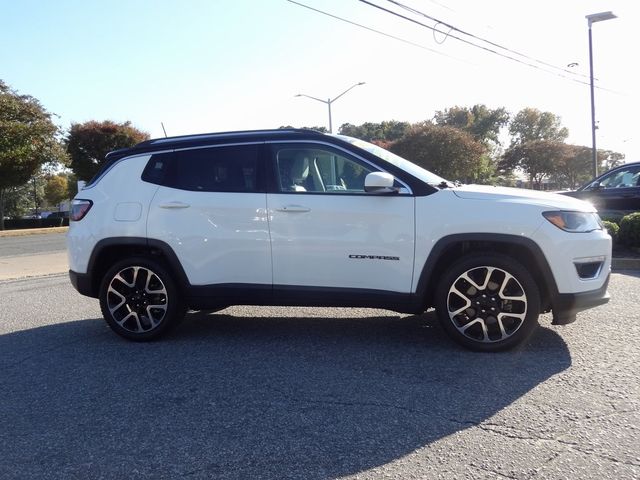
[159,201,191,209]
[276,205,311,213]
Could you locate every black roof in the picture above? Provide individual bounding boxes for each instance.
[105,128,329,162]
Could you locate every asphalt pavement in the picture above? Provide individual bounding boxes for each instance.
[0,273,638,479]
[0,232,67,257]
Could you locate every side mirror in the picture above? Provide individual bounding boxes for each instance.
[364,172,399,194]
[590,181,602,191]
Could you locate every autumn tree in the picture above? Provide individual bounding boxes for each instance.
[0,80,65,229]
[44,174,69,207]
[390,123,488,183]
[67,120,150,181]
[509,108,569,146]
[500,140,570,189]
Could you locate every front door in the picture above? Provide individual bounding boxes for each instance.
[266,143,415,293]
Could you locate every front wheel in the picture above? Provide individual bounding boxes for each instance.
[99,257,186,341]
[435,253,541,352]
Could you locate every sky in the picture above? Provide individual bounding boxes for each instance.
[1,0,637,163]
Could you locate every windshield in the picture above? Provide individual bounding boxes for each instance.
[335,135,449,186]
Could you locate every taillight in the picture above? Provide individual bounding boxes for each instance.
[71,199,93,221]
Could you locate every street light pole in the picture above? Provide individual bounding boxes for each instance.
[586,11,616,178]
[295,82,366,133]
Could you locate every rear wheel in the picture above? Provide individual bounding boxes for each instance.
[99,257,185,341]
[435,253,541,352]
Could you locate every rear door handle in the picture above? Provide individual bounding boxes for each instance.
[276,205,311,213]
[159,201,191,209]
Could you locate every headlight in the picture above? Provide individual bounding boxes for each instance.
[542,211,602,233]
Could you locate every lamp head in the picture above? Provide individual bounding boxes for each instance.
[586,11,616,26]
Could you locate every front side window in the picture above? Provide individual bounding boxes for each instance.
[275,147,374,193]
[168,145,259,193]
[595,166,640,189]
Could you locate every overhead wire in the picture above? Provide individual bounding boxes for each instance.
[286,0,466,62]
[358,0,622,92]
[385,0,592,80]
[286,0,622,94]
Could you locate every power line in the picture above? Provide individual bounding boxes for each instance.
[385,0,592,80]
[359,0,598,88]
[287,0,621,94]
[286,0,465,62]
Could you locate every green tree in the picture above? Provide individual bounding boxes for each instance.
[509,108,569,146]
[338,120,410,142]
[390,123,488,183]
[279,125,329,133]
[500,140,569,189]
[67,120,149,181]
[433,104,509,146]
[44,174,69,207]
[0,80,65,229]
[599,150,625,172]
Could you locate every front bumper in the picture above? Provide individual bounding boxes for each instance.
[551,273,610,325]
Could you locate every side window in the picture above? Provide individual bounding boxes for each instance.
[598,166,640,189]
[167,145,259,192]
[142,152,173,186]
[275,147,374,193]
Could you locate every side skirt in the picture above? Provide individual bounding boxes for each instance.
[186,284,424,314]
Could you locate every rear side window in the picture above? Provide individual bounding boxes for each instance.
[142,145,261,192]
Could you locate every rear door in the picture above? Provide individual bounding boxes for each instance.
[146,144,272,286]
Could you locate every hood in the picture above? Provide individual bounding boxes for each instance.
[452,184,596,211]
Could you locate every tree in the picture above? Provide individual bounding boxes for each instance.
[67,120,150,181]
[390,123,488,183]
[44,174,69,207]
[338,120,410,142]
[599,150,625,172]
[509,108,569,146]
[0,80,65,229]
[433,104,509,146]
[279,125,328,133]
[500,140,569,189]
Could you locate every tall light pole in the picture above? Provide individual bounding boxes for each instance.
[586,11,616,178]
[295,82,366,133]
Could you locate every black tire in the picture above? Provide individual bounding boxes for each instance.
[435,253,541,352]
[99,257,186,341]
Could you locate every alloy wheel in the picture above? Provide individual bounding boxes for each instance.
[106,266,169,334]
[446,266,528,343]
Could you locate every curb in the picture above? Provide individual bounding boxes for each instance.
[612,257,640,271]
[0,227,68,238]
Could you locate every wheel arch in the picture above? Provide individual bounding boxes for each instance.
[416,233,558,312]
[86,237,190,297]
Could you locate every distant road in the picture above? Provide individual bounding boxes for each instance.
[0,232,66,257]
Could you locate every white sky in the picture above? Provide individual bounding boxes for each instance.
[1,0,637,162]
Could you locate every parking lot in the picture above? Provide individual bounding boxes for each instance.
[0,268,638,479]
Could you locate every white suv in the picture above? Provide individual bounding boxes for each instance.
[67,129,611,351]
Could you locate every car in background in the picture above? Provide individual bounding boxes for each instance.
[562,162,640,212]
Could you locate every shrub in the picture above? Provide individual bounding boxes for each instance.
[602,220,619,243]
[618,212,640,247]
[599,213,623,225]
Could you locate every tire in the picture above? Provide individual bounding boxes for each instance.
[99,257,186,341]
[435,253,541,352]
